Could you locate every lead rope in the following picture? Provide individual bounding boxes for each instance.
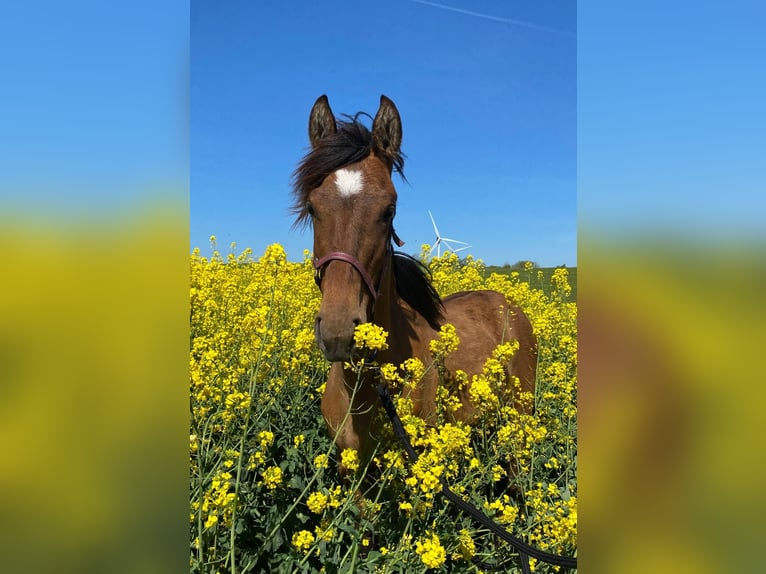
[374,381,577,572]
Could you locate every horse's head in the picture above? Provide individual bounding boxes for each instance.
[292,95,404,362]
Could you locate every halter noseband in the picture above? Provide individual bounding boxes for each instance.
[313,228,405,302]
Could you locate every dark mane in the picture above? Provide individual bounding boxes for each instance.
[291,114,406,228]
[392,252,444,329]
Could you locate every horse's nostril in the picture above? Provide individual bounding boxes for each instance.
[353,317,362,327]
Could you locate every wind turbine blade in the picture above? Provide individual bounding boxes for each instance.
[428,210,441,237]
[441,237,470,246]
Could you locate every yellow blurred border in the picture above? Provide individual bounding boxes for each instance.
[580,234,766,573]
[0,201,189,573]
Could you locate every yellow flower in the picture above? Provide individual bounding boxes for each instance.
[379,362,402,386]
[314,525,334,542]
[415,532,446,569]
[293,434,305,448]
[454,529,475,560]
[291,529,315,551]
[468,374,499,409]
[258,430,274,449]
[306,491,329,514]
[353,323,389,352]
[429,323,460,356]
[382,449,404,472]
[313,453,329,469]
[401,357,425,387]
[545,456,560,469]
[551,267,573,297]
[261,466,282,490]
[340,448,360,473]
[327,485,344,508]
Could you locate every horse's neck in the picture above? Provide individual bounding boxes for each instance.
[372,254,427,365]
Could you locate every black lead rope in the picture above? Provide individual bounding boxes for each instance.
[375,382,577,572]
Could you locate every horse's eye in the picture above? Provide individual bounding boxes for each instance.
[381,204,396,222]
[306,203,315,218]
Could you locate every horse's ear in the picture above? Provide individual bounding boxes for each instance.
[372,95,402,161]
[308,94,336,147]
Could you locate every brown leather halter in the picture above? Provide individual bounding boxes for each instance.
[313,228,405,302]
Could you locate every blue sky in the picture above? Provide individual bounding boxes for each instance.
[578,2,766,238]
[0,2,187,213]
[191,0,576,266]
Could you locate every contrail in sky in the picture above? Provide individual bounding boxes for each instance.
[408,0,575,37]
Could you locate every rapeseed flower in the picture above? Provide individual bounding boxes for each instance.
[291,529,315,552]
[353,323,389,352]
[415,532,447,569]
[314,525,334,542]
[258,430,274,449]
[454,529,476,561]
[340,448,360,473]
[429,323,460,356]
[261,466,282,490]
[306,491,329,514]
[313,453,329,469]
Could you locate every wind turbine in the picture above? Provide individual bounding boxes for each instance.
[428,210,471,257]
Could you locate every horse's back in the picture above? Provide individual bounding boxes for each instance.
[441,289,537,417]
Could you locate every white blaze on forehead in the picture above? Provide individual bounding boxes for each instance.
[334,168,364,197]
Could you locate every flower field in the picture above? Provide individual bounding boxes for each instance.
[190,240,577,573]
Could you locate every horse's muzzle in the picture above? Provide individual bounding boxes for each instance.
[314,315,361,362]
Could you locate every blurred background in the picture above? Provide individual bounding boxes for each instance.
[579,2,766,572]
[0,2,189,572]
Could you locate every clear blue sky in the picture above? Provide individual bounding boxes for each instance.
[0,1,187,213]
[578,2,765,239]
[191,0,576,266]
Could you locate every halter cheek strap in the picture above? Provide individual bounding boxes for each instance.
[314,251,379,300]
[313,227,405,302]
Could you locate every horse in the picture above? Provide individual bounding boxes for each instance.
[292,94,538,477]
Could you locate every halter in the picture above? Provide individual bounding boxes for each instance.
[313,228,405,302]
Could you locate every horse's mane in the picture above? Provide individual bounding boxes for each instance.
[291,114,406,228]
[392,252,444,330]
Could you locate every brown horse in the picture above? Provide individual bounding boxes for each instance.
[292,95,537,477]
